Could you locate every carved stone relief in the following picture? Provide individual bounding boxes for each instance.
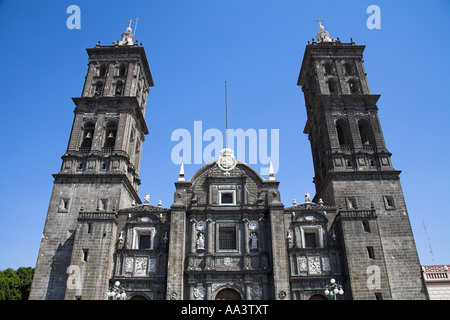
[193,283,206,300]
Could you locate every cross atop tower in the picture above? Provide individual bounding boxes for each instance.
[314,18,324,27]
[119,18,139,45]
[125,19,136,31]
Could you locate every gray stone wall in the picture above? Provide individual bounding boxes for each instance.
[332,174,426,299]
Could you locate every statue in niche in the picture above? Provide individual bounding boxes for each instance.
[196,232,205,250]
[250,233,258,250]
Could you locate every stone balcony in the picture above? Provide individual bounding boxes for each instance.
[423,265,450,283]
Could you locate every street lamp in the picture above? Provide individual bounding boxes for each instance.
[107,281,127,300]
[324,278,344,300]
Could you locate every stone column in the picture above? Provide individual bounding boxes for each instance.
[190,217,196,253]
[243,218,250,254]
[269,204,291,300]
[244,275,252,300]
[166,205,186,300]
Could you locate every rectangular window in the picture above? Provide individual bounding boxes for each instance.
[82,249,89,262]
[132,227,155,250]
[362,220,371,233]
[219,190,236,205]
[304,232,317,248]
[58,198,70,212]
[139,235,151,250]
[375,293,383,300]
[367,246,375,259]
[98,199,108,211]
[346,196,357,209]
[221,193,233,204]
[383,196,396,210]
[219,226,237,250]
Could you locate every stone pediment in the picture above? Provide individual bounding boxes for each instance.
[119,204,169,213]
[285,202,335,212]
[190,160,270,187]
[119,205,170,224]
[285,203,336,223]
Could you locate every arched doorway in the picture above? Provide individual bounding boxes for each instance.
[129,295,147,300]
[308,294,328,300]
[215,288,242,300]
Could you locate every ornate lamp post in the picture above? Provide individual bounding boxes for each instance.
[324,278,344,300]
[107,281,127,300]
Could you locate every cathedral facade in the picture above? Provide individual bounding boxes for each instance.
[29,24,427,300]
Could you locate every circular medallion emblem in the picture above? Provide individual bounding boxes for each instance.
[196,220,206,232]
[217,148,237,172]
[248,221,258,231]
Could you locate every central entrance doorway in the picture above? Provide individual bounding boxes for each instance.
[215,288,242,300]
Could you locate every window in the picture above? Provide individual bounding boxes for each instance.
[219,226,237,250]
[101,160,109,171]
[139,235,151,250]
[328,78,337,94]
[132,227,155,250]
[300,226,323,248]
[99,64,107,77]
[221,193,233,204]
[349,79,359,94]
[346,197,357,210]
[119,64,127,76]
[219,190,236,205]
[104,122,117,150]
[59,198,70,212]
[383,196,396,210]
[77,160,84,171]
[367,246,375,259]
[324,62,333,74]
[374,293,383,300]
[344,62,353,74]
[387,197,395,207]
[115,81,124,96]
[304,232,317,248]
[98,199,108,211]
[80,122,95,151]
[362,220,371,233]
[358,119,374,146]
[94,81,103,96]
[82,249,89,262]
[336,119,352,148]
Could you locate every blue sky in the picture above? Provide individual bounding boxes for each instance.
[0,0,449,270]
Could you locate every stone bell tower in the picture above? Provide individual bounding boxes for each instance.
[30,23,154,300]
[297,21,426,299]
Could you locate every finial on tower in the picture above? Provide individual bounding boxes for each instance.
[178,162,186,181]
[314,18,337,43]
[268,161,276,181]
[119,18,138,46]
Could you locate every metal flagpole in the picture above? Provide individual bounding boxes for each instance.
[134,17,139,36]
[225,81,228,148]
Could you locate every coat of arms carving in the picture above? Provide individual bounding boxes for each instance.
[217,148,237,172]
